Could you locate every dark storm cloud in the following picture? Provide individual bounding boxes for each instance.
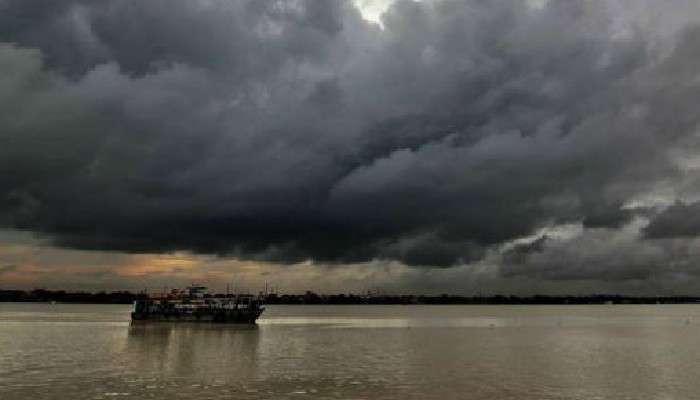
[497,221,700,282]
[582,204,634,229]
[502,235,547,266]
[644,201,700,239]
[2,0,700,272]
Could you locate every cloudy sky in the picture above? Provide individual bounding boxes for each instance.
[3,0,700,294]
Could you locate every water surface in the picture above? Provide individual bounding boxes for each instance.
[2,303,700,399]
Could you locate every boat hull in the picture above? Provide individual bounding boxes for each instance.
[131,308,263,324]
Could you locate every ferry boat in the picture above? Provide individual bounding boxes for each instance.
[131,285,265,324]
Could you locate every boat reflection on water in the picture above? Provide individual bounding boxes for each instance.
[126,322,261,383]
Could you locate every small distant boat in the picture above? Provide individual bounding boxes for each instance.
[131,285,265,324]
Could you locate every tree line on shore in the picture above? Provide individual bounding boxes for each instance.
[2,288,700,305]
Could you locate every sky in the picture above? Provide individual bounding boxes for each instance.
[3,0,700,294]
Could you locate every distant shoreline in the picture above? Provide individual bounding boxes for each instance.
[2,289,700,305]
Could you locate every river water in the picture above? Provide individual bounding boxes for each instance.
[1,303,700,399]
